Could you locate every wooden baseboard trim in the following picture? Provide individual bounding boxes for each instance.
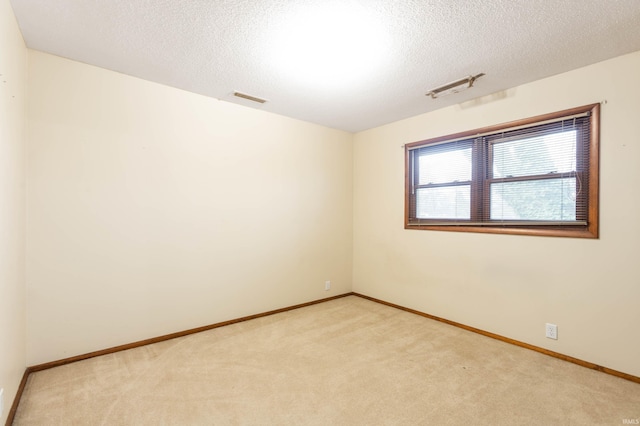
[29,292,354,373]
[353,292,640,385]
[8,291,637,424]
[5,368,31,426]
[5,292,353,425]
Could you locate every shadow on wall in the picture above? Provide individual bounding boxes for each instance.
[456,88,516,110]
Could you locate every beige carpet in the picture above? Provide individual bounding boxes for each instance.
[12,296,640,425]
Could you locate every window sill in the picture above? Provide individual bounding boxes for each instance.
[404,223,598,238]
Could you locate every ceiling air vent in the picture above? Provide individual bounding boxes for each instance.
[233,91,267,104]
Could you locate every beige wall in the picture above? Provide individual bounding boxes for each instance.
[11,13,640,387]
[0,0,27,422]
[26,51,353,365]
[353,51,640,377]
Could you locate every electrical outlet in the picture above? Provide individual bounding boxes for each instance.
[545,323,558,340]
[324,281,331,291]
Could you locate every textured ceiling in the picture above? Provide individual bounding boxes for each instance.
[9,0,640,132]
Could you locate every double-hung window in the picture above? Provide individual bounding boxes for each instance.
[405,104,599,238]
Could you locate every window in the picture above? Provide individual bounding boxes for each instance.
[405,104,599,238]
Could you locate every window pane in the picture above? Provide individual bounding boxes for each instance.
[418,146,472,185]
[416,186,470,219]
[492,130,576,178]
[490,178,577,221]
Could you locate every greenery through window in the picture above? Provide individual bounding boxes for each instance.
[405,104,599,238]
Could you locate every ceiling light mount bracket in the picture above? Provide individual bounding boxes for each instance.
[233,91,268,104]
[426,73,485,99]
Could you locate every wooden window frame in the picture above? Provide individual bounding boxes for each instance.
[404,104,600,238]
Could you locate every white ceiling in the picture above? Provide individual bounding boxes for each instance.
[9,0,640,132]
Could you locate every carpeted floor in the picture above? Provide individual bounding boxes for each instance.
[12,295,640,425]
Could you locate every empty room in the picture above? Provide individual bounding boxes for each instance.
[2,0,640,424]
